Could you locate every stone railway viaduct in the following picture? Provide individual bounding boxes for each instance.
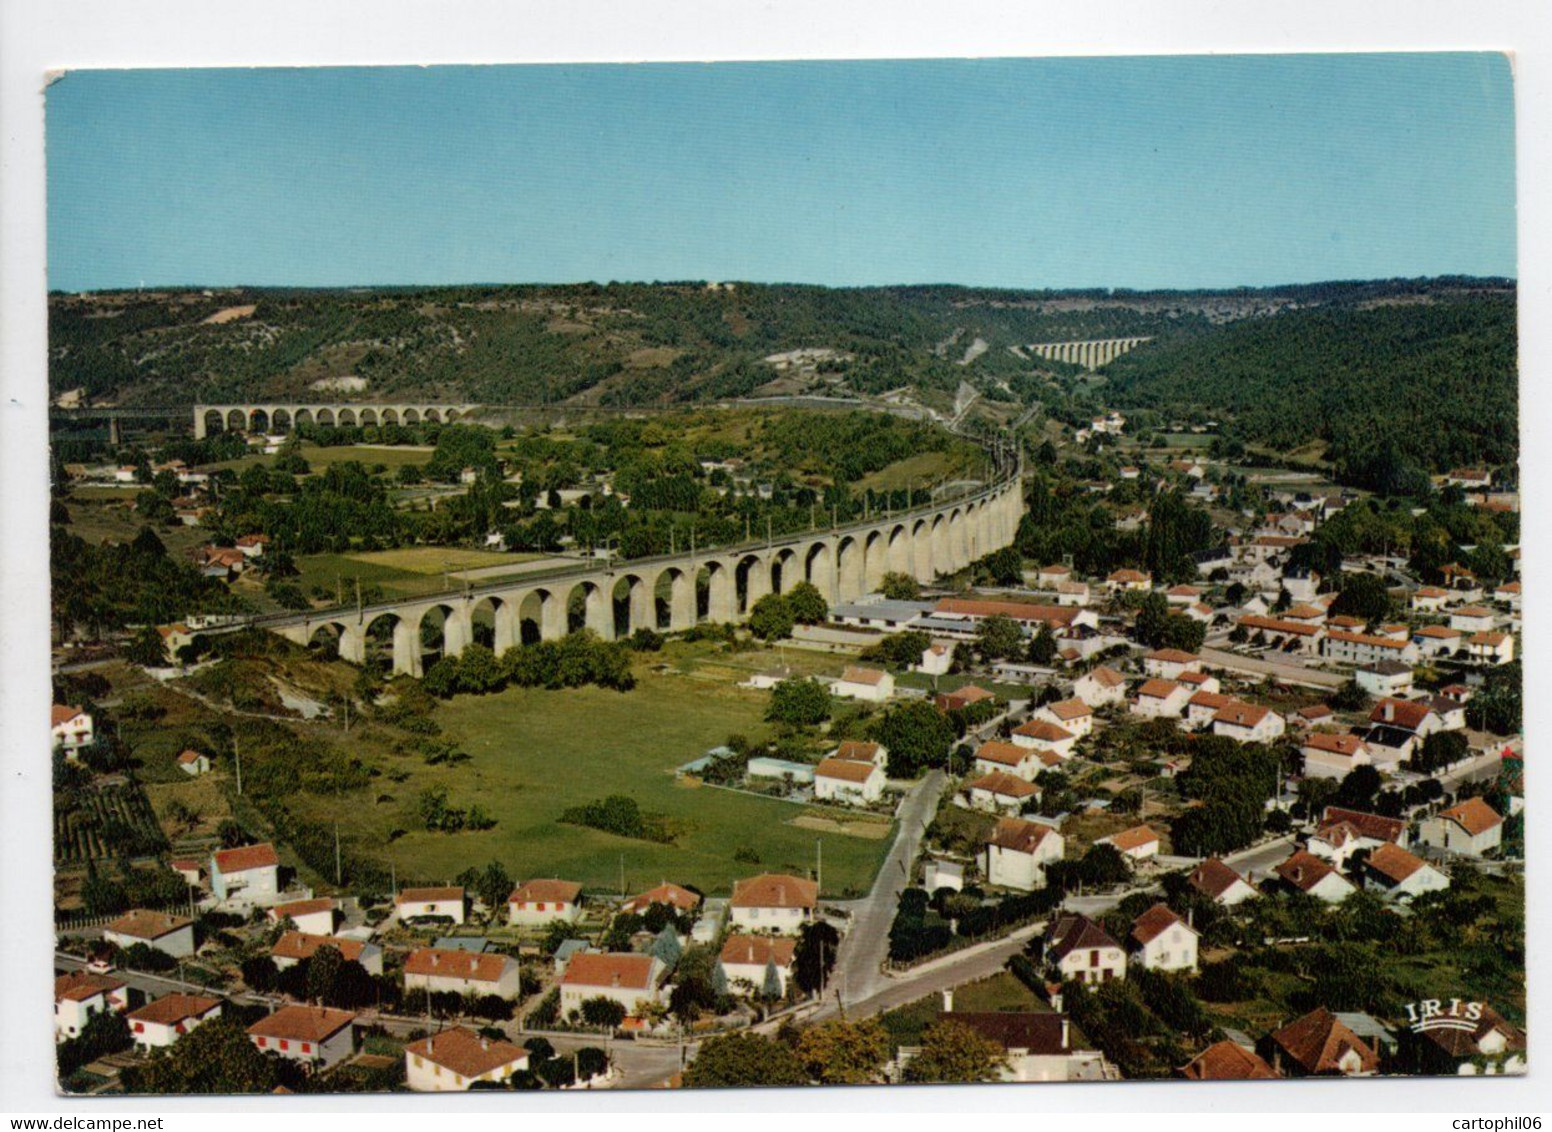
[1026,337,1151,370]
[257,460,1026,678]
[193,402,480,440]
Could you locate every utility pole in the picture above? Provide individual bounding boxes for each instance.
[816,838,822,894]
[355,577,363,621]
[234,735,243,795]
[334,823,343,885]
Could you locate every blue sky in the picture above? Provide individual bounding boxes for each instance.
[46,54,1516,292]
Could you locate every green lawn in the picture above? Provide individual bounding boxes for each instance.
[209,442,435,473]
[878,970,1049,1050]
[296,656,896,899]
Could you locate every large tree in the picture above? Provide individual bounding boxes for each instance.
[683,1033,809,1088]
[901,1020,1008,1084]
[792,919,841,996]
[795,1019,891,1085]
[872,700,955,778]
[766,678,831,727]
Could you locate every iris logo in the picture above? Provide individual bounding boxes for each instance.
[1402,998,1485,1033]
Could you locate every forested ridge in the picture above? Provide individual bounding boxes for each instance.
[50,279,1517,477]
[1102,293,1518,477]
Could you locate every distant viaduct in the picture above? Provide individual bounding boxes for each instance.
[1026,337,1151,370]
[193,403,481,439]
[255,454,1026,678]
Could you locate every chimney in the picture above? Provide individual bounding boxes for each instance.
[480,1037,489,1051]
[941,988,954,1013]
[431,952,439,967]
[612,973,621,987]
[1384,701,1395,722]
[1060,1017,1070,1048]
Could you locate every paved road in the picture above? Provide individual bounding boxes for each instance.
[825,769,946,1008]
[1200,646,1346,691]
[1223,833,1298,880]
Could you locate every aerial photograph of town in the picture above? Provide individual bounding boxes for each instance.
[36,52,1523,1099]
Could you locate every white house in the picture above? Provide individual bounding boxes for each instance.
[209,843,280,905]
[1449,606,1498,633]
[814,756,885,805]
[1301,733,1370,781]
[406,1026,530,1092]
[1410,587,1451,613]
[1032,697,1094,739]
[51,704,95,755]
[1354,661,1414,698]
[1142,649,1201,681]
[1073,666,1127,709]
[1362,843,1450,902]
[126,994,222,1051]
[1044,913,1126,985]
[917,644,954,676]
[1009,719,1077,760]
[54,972,127,1041]
[962,771,1040,815]
[404,948,524,1000]
[729,873,818,935]
[1468,631,1515,665]
[1418,797,1504,857]
[507,880,583,927]
[1212,702,1287,744]
[981,817,1065,892]
[1321,630,1419,667]
[973,739,1043,782]
[718,934,797,998]
[1274,850,1355,904]
[1184,691,1234,731]
[103,910,196,958]
[1187,858,1258,906]
[1127,903,1199,973]
[271,931,383,976]
[1413,625,1465,659]
[1097,825,1160,862]
[832,665,894,702]
[247,1005,356,1070]
[926,1000,1108,1083]
[395,886,466,924]
[559,952,667,1018]
[267,897,338,937]
[175,748,211,776]
[1131,679,1191,719]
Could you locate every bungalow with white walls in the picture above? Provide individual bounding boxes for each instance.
[1097,825,1160,862]
[1212,702,1287,744]
[981,817,1065,892]
[103,910,196,958]
[973,739,1044,782]
[1127,904,1198,973]
[559,952,667,1018]
[1131,679,1192,720]
[1073,666,1127,709]
[1418,798,1504,857]
[962,771,1040,815]
[832,665,894,702]
[396,886,466,924]
[1362,843,1450,902]
[267,897,338,937]
[1301,733,1370,781]
[209,843,280,905]
[814,756,886,805]
[55,972,128,1041]
[271,931,383,976]
[729,874,818,935]
[405,1026,530,1092]
[1143,649,1201,681]
[1187,859,1258,906]
[1274,850,1355,904]
[404,948,524,999]
[718,935,796,998]
[1033,697,1094,738]
[507,880,582,927]
[126,994,222,1051]
[1010,719,1077,760]
[247,1005,356,1070]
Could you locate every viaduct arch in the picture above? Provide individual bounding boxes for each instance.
[263,455,1025,678]
[193,403,481,439]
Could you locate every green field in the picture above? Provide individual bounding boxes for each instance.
[289,547,548,602]
[879,970,1050,1050]
[295,655,896,899]
[210,442,436,473]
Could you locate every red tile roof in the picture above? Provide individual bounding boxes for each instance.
[975,740,1030,768]
[1268,1007,1378,1075]
[621,883,701,915]
[1012,719,1075,744]
[55,972,125,1003]
[1046,913,1121,962]
[1086,666,1126,688]
[51,704,86,727]
[1179,1040,1279,1080]
[718,935,796,968]
[1043,697,1092,720]
[1364,842,1430,885]
[815,756,878,783]
[561,951,659,990]
[271,932,373,965]
[105,909,193,940]
[1214,702,1272,729]
[1188,858,1252,900]
[1238,615,1322,636]
[730,873,818,909]
[403,948,515,984]
[834,740,881,763]
[247,1005,355,1044]
[986,816,1059,855]
[1436,797,1503,837]
[1303,733,1365,757]
[396,886,464,904]
[1129,902,1190,947]
[405,1026,528,1078]
[1137,678,1183,700]
[1274,850,1345,893]
[933,598,1079,626]
[269,897,336,921]
[508,880,581,905]
[1320,807,1407,845]
[126,994,221,1026]
[965,771,1039,800]
[1103,825,1160,853]
[839,665,888,686]
[1368,698,1433,732]
[1145,648,1199,664]
[212,843,279,874]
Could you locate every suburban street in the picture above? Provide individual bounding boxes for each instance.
[825,768,946,1009]
[1200,646,1346,690]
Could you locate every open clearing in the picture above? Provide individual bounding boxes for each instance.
[344,547,543,574]
[295,651,895,898]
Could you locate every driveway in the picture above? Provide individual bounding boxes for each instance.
[824,769,945,1009]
